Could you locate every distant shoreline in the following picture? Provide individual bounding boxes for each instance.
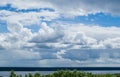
[1,67,120,71]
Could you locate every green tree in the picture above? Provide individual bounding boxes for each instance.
[25,74,28,77]
[34,72,41,77]
[10,70,16,77]
[29,73,33,77]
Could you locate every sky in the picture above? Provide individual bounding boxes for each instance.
[0,0,120,67]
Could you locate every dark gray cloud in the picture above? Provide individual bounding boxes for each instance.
[58,48,120,62]
[45,0,120,16]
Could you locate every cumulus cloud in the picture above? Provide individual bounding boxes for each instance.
[0,20,41,66]
[31,22,64,43]
[30,22,120,50]
[27,22,120,66]
[63,31,97,47]
[1,0,120,66]
[1,20,120,66]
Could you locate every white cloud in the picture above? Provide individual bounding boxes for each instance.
[48,0,120,16]
[100,37,120,49]
[3,21,33,48]
[7,21,23,33]
[0,10,59,26]
[0,20,41,66]
[1,0,120,67]
[30,22,120,50]
[27,22,120,66]
[0,0,53,9]
[31,22,63,43]
[63,30,97,46]
[56,50,66,59]
[1,0,120,17]
[1,12,120,66]
[67,24,120,40]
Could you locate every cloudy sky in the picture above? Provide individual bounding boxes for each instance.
[0,0,120,67]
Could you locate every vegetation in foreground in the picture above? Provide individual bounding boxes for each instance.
[10,70,120,77]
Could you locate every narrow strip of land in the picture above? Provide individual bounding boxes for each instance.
[0,67,120,71]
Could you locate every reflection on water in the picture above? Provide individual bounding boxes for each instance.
[0,71,120,77]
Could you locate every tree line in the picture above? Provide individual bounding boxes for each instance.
[10,70,119,77]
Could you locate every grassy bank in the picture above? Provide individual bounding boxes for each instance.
[10,70,120,77]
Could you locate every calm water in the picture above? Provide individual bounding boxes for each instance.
[0,71,120,77]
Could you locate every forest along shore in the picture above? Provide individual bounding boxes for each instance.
[9,70,120,77]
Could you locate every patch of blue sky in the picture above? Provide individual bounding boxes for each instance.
[58,13,120,27]
[0,21,9,33]
[25,25,40,33]
[0,4,55,13]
